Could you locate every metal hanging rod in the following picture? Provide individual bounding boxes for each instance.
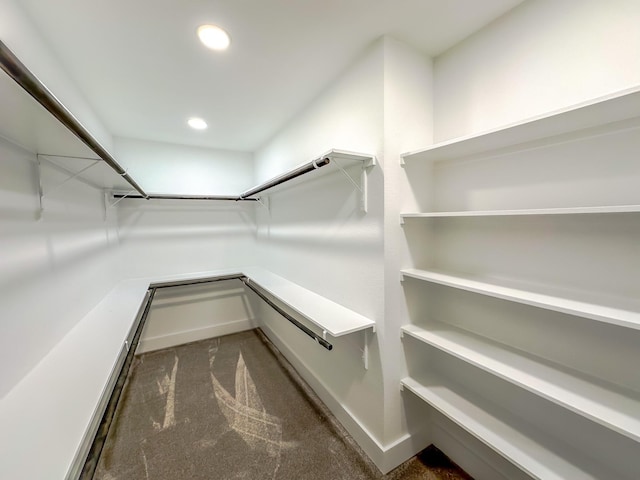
[113,193,258,201]
[241,276,333,351]
[151,274,246,289]
[0,40,149,199]
[238,157,331,200]
[79,287,156,480]
[152,273,333,350]
[111,157,331,202]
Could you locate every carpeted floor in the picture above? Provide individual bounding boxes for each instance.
[94,329,472,480]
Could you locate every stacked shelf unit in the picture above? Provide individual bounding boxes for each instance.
[399,87,640,480]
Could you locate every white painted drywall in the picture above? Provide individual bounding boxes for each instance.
[380,37,434,458]
[113,138,259,351]
[137,281,258,354]
[434,0,640,142]
[114,137,254,195]
[253,38,386,463]
[0,137,120,400]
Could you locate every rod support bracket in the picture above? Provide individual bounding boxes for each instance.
[362,329,370,370]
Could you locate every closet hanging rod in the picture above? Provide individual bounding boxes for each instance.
[112,193,258,201]
[0,40,149,199]
[241,276,334,351]
[151,274,245,289]
[238,157,331,199]
[150,274,333,350]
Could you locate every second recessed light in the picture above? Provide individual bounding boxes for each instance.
[197,24,230,51]
[188,117,208,130]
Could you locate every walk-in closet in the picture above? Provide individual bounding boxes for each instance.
[2,1,639,479]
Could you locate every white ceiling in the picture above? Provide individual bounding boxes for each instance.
[19,0,524,152]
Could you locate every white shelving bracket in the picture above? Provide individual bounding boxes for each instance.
[327,150,375,214]
[36,155,44,221]
[107,190,136,209]
[256,196,270,211]
[37,154,101,199]
[359,326,376,370]
[36,154,104,219]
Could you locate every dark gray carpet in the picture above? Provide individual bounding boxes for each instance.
[94,329,471,480]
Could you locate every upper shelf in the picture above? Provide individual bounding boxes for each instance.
[112,148,375,202]
[400,204,640,219]
[401,85,640,163]
[242,266,376,337]
[0,40,146,195]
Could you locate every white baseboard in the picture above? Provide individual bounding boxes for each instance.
[259,323,430,474]
[136,318,256,354]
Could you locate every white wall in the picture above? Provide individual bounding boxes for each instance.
[434,0,640,142]
[0,137,120,398]
[381,37,434,457]
[114,137,254,195]
[138,280,258,353]
[253,38,387,465]
[113,138,259,350]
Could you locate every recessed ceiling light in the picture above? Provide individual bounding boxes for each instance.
[188,117,208,130]
[197,24,230,51]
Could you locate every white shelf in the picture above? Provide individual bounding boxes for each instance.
[401,268,640,331]
[401,375,623,480]
[0,62,134,192]
[401,204,640,219]
[402,323,640,442]
[0,278,151,480]
[243,266,376,337]
[401,85,640,163]
[0,266,374,479]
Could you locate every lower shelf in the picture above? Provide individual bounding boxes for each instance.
[401,375,627,480]
[401,323,640,443]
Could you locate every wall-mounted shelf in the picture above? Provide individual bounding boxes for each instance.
[113,149,375,207]
[1,266,376,479]
[400,204,640,220]
[243,267,376,338]
[400,268,640,331]
[401,323,640,443]
[401,375,621,480]
[1,41,376,208]
[0,40,147,197]
[401,85,640,163]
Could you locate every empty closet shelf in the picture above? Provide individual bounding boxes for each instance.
[400,204,640,218]
[402,323,640,442]
[401,375,627,480]
[400,268,640,331]
[401,85,640,163]
[243,267,376,337]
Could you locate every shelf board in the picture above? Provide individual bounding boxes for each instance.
[242,267,375,337]
[401,204,640,219]
[401,85,640,163]
[402,323,640,442]
[401,268,640,331]
[401,375,621,480]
